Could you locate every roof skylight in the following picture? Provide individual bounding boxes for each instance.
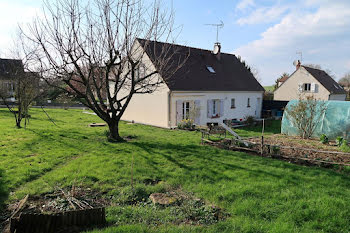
[207,66,215,73]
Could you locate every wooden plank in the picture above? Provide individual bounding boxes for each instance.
[10,208,107,233]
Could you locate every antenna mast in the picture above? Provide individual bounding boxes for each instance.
[205,20,224,43]
[296,51,303,62]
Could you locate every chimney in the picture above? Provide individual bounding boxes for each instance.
[213,42,221,60]
[296,60,301,70]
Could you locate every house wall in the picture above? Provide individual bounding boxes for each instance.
[120,83,170,128]
[274,67,331,101]
[109,39,171,128]
[170,91,263,127]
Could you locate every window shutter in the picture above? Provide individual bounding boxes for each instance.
[207,100,213,118]
[219,99,224,117]
[311,83,316,92]
[176,100,183,125]
[298,83,303,92]
[194,100,201,125]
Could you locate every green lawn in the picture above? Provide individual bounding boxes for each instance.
[1,108,350,232]
[264,86,275,92]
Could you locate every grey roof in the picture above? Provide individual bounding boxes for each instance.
[0,58,24,79]
[303,66,346,95]
[137,39,264,92]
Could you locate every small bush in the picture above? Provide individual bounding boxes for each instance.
[320,134,329,144]
[272,146,280,154]
[177,119,195,130]
[336,137,344,147]
[245,115,255,126]
[340,140,350,152]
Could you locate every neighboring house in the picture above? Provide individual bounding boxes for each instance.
[274,62,347,101]
[277,75,289,87]
[0,58,41,102]
[114,39,264,128]
[0,58,24,101]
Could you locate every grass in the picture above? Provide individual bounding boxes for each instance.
[234,119,281,138]
[1,108,350,232]
[264,86,275,92]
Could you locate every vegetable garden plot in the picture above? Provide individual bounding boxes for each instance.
[203,137,350,167]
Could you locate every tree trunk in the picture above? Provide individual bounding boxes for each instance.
[107,120,123,142]
[15,116,22,128]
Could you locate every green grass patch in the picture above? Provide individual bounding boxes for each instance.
[264,86,275,92]
[1,108,350,232]
[234,119,281,138]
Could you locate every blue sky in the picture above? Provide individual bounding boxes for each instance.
[1,0,350,85]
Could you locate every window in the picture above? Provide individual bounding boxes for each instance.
[304,83,311,91]
[134,64,146,81]
[139,64,146,80]
[182,101,190,120]
[247,98,250,107]
[231,98,235,108]
[206,66,215,73]
[212,99,220,117]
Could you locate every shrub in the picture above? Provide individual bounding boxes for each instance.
[340,140,350,152]
[177,119,195,130]
[284,96,327,139]
[320,134,329,144]
[336,137,344,147]
[272,146,280,154]
[244,115,255,126]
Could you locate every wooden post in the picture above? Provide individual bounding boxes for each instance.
[261,119,265,156]
[131,154,134,193]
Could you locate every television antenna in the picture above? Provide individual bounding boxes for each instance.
[205,20,224,43]
[296,51,303,62]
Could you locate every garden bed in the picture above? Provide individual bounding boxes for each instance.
[1,187,111,232]
[203,134,350,167]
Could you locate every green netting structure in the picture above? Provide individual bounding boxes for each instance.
[281,100,350,140]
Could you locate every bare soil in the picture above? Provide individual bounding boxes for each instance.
[246,135,350,165]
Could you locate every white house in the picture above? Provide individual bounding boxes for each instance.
[274,62,346,101]
[116,39,264,128]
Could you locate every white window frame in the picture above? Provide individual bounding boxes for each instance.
[182,101,190,120]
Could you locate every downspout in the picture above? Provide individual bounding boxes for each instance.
[168,90,172,128]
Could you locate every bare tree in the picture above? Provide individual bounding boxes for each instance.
[0,61,40,128]
[20,0,187,142]
[284,95,327,139]
[339,72,350,100]
[303,63,322,70]
[303,64,336,80]
[236,55,261,82]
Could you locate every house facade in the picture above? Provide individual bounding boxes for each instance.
[115,39,264,128]
[0,59,24,101]
[274,64,346,101]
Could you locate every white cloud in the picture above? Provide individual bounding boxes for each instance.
[235,1,350,85]
[236,0,255,11]
[0,1,40,56]
[236,5,289,25]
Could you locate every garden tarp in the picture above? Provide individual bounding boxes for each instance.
[281,100,350,140]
